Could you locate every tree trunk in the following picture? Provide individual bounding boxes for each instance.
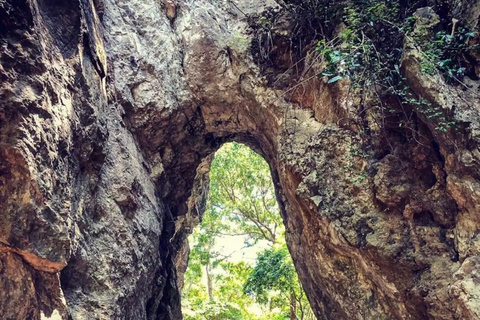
[290,290,297,320]
[206,264,213,301]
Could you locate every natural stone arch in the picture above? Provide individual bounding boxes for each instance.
[149,97,432,320]
[1,0,480,319]
[100,0,480,315]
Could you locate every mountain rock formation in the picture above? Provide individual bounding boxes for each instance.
[1,0,480,319]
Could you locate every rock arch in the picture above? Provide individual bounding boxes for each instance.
[1,0,480,319]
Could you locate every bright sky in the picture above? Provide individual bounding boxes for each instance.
[211,234,271,263]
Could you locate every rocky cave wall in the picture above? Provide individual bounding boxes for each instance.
[1,0,480,319]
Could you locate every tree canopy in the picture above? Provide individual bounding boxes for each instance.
[182,142,314,320]
[208,142,280,244]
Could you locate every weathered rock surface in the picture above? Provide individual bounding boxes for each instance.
[1,0,480,319]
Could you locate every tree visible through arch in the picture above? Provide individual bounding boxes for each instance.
[182,142,315,320]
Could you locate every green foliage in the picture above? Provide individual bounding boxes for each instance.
[208,142,281,245]
[314,0,403,89]
[418,28,477,81]
[184,301,244,320]
[403,94,456,132]
[366,1,397,22]
[182,143,315,320]
[244,246,314,320]
[310,0,476,134]
[315,2,401,88]
[244,247,295,304]
[183,248,259,319]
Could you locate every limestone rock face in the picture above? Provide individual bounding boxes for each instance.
[1,0,480,319]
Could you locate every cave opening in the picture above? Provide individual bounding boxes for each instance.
[180,142,315,320]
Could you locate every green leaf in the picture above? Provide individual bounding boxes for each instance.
[328,75,342,83]
[394,64,400,74]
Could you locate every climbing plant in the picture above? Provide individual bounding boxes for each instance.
[252,0,478,138]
